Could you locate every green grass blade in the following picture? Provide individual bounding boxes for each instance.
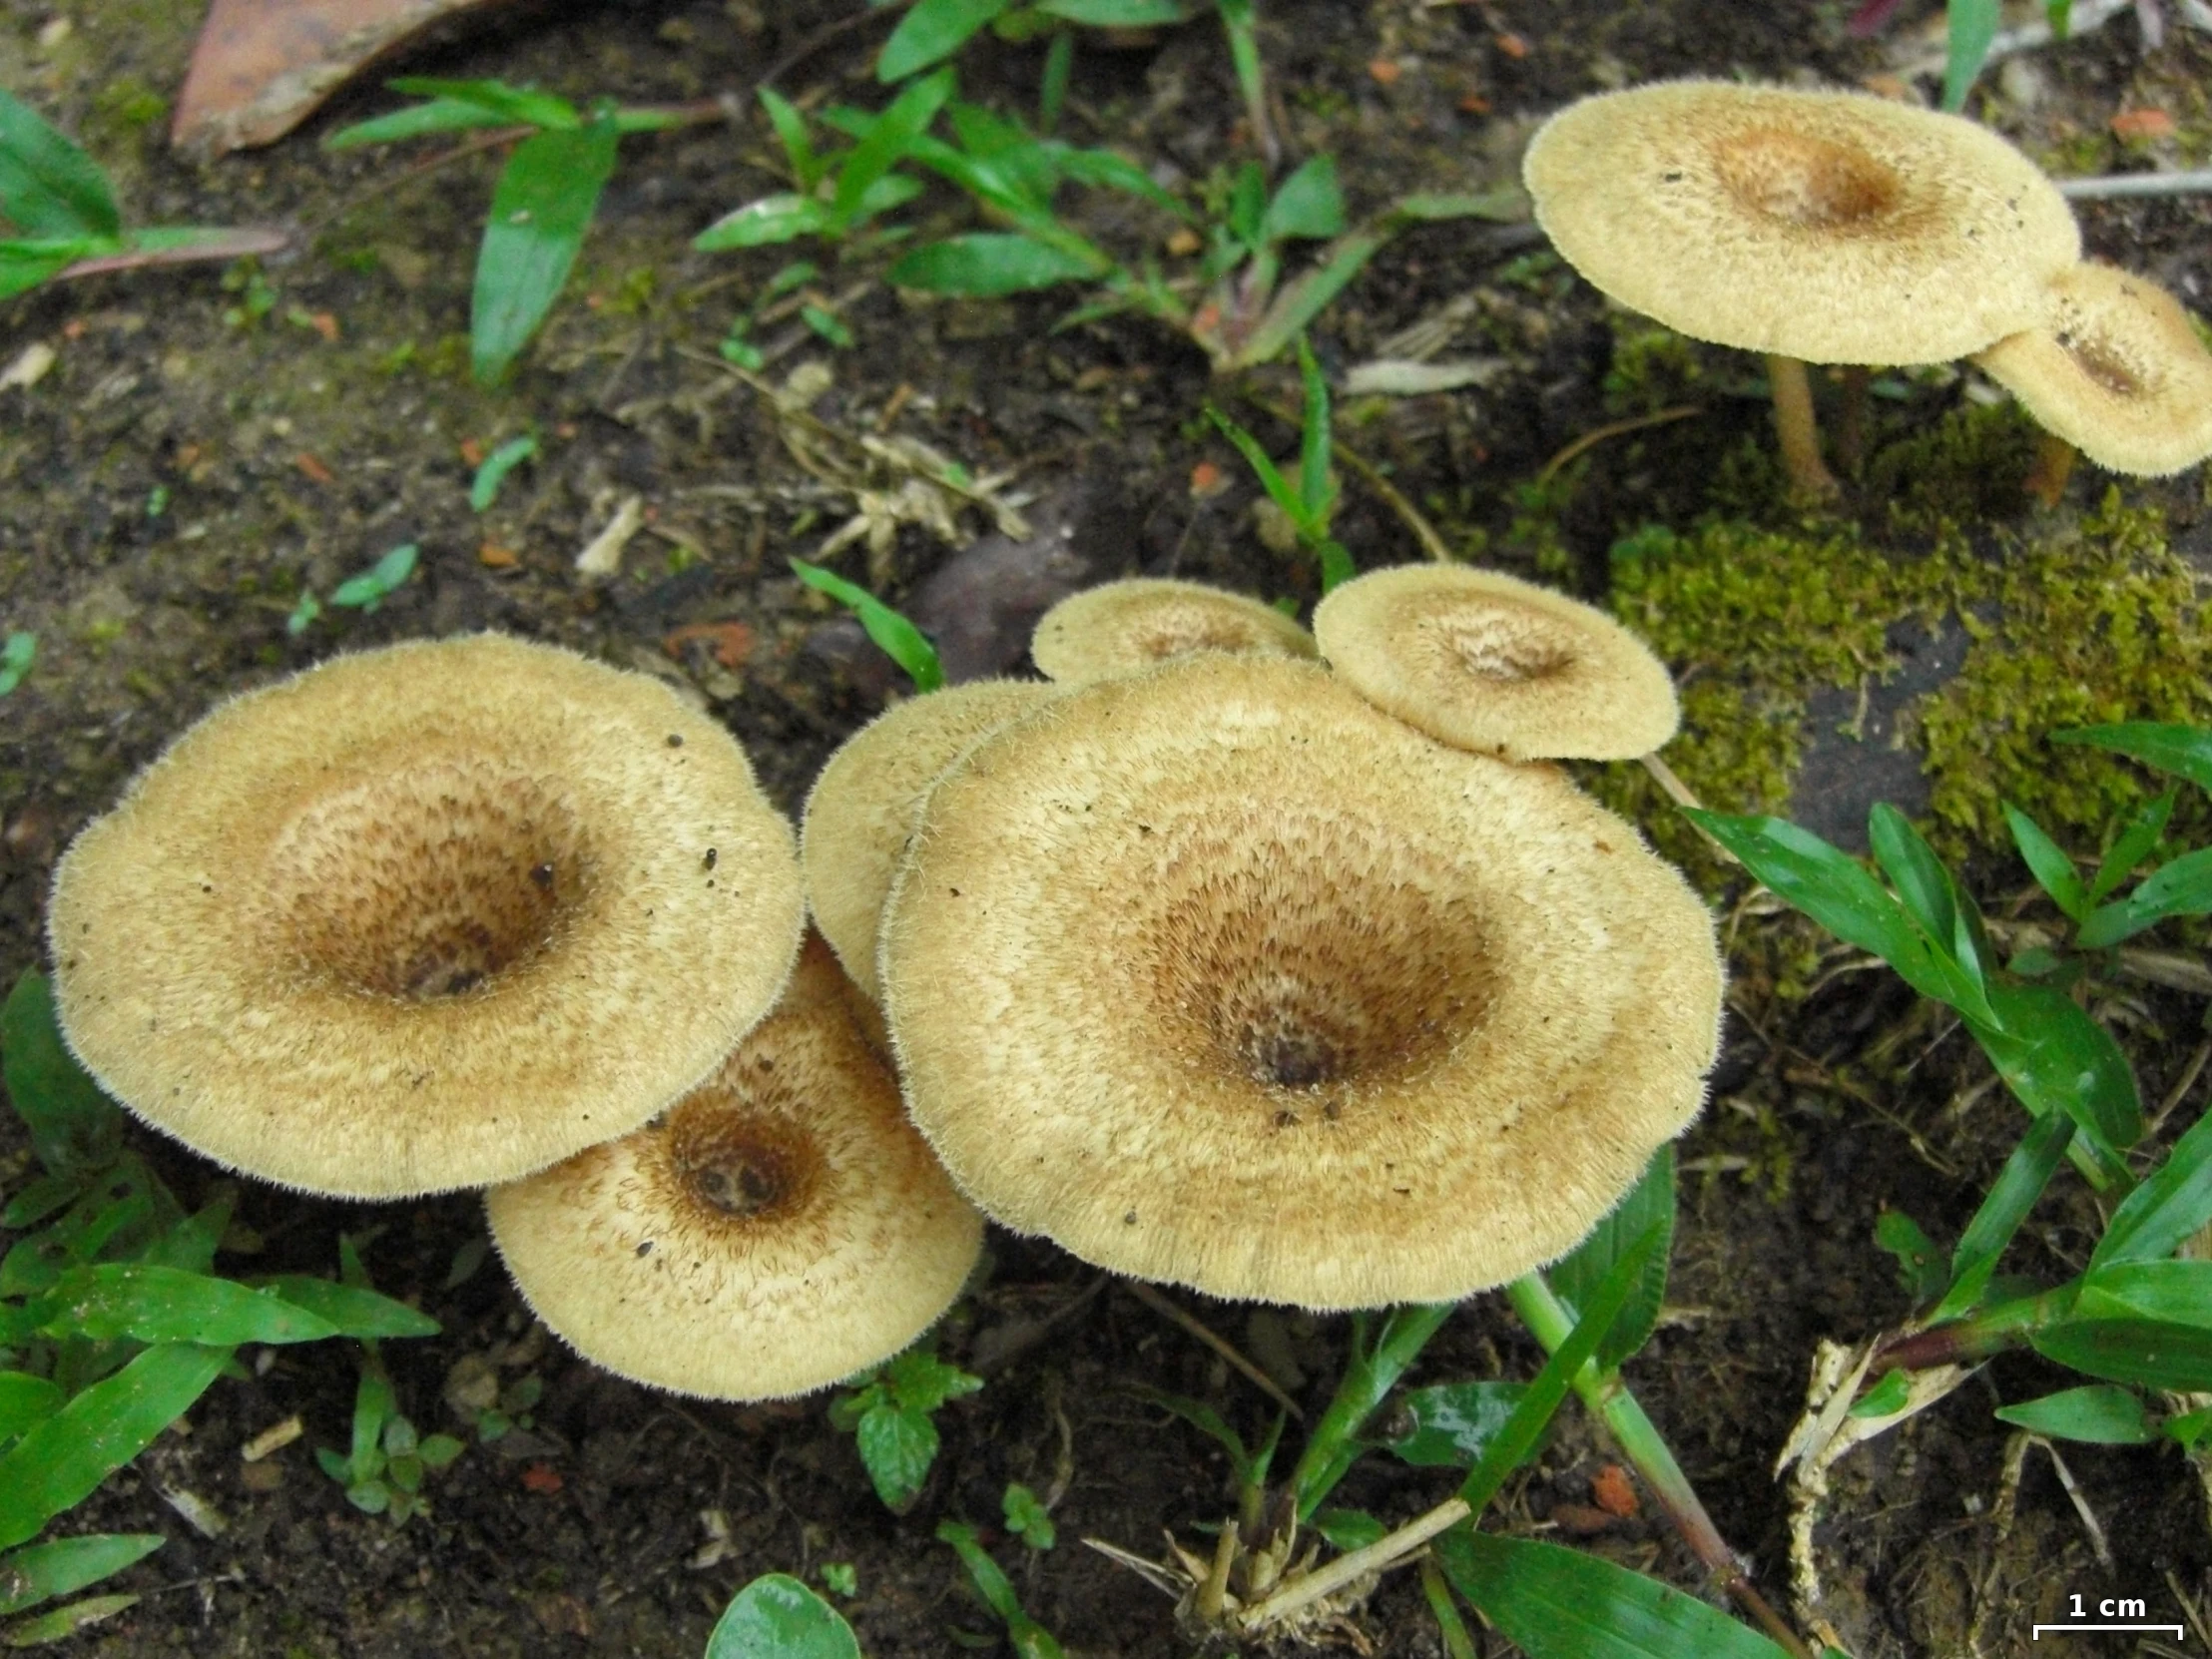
[1292,1303,1454,1516]
[1972,980,2140,1152]
[255,1276,440,1340]
[2092,1106,2212,1269]
[0,1533,162,1617]
[322,98,515,150]
[2088,788,2177,904]
[0,89,120,241]
[1039,28,1073,133]
[878,0,1011,82]
[0,240,92,301]
[1204,405,1304,525]
[0,1376,63,1443]
[1931,1108,2074,1322]
[1039,0,1190,21]
[2077,846,2212,949]
[2031,1320,2212,1391]
[2,971,124,1178]
[1993,1384,2151,1443]
[471,117,619,385]
[41,1265,337,1347]
[936,1522,1066,1659]
[0,1345,232,1552]
[1295,335,1336,524]
[1235,225,1388,369]
[830,70,954,235]
[2075,1260,2212,1327]
[1435,1531,1799,1659]
[1546,1147,1675,1374]
[1868,804,1958,955]
[789,559,943,691]
[2055,722,2212,796]
[469,436,538,511]
[1941,0,2001,110]
[383,78,578,130]
[694,194,829,251]
[707,1574,860,1659]
[888,232,1101,295]
[758,87,823,192]
[2002,805,2087,922]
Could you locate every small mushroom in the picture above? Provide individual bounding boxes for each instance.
[1973,261,2212,503]
[880,654,1722,1311]
[1312,564,1678,761]
[801,679,1059,1002]
[1030,578,1318,685]
[486,937,983,1399]
[1522,80,2079,496]
[48,635,806,1198]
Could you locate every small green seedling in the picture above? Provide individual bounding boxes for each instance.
[0,89,283,303]
[819,1562,858,1598]
[937,1520,1066,1659]
[827,1345,981,1511]
[311,1236,463,1524]
[1001,1481,1056,1551]
[0,631,33,697]
[0,972,436,1639]
[469,436,538,511]
[288,544,420,636]
[718,261,821,369]
[706,1573,860,1659]
[326,80,699,383]
[1206,335,1354,592]
[694,74,949,256]
[789,558,945,692]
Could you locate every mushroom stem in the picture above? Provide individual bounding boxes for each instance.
[2024,429,2078,508]
[1507,1273,1818,1659]
[1765,354,1841,500]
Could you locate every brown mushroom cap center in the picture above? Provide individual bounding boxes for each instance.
[665,1097,822,1227]
[1427,605,1579,683]
[264,759,595,1000]
[1133,818,1496,1111]
[1710,127,1902,231]
[1134,614,1268,662]
[2056,326,2147,398]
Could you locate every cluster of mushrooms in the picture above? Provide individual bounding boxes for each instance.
[45,567,1724,1403]
[1523,80,2212,499]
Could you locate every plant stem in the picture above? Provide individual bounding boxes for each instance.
[1290,1303,1454,1518]
[1873,1283,2074,1373]
[1506,1274,1815,1659]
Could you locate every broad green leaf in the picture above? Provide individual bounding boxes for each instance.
[2055,722,2212,796]
[327,544,417,611]
[0,90,119,241]
[2003,805,2087,922]
[471,115,619,384]
[0,1176,81,1233]
[707,1573,860,1659]
[1310,1507,1385,1550]
[2092,1106,2212,1268]
[1849,1369,1911,1418]
[1931,1109,2073,1322]
[383,78,578,130]
[789,559,944,691]
[854,1402,937,1510]
[2166,1404,2212,1448]
[1461,1228,1661,1516]
[1873,1210,1945,1303]
[1436,1531,1797,1659]
[323,98,516,150]
[1226,161,1267,249]
[830,70,954,235]
[2074,1260,2212,1328]
[879,1348,982,1413]
[1971,980,2139,1152]
[1261,155,1346,244]
[41,1265,336,1347]
[0,1534,162,1617]
[2077,845,2212,948]
[888,232,1100,295]
[1869,804,1956,957]
[254,1276,439,1340]
[0,1345,231,1552]
[1,1589,138,1645]
[1385,1382,1526,1468]
[2,972,124,1177]
[2031,1320,2212,1392]
[469,436,537,511]
[1548,1147,1674,1373]
[1038,0,1189,20]
[1391,189,1527,223]
[2089,787,2176,903]
[0,1377,62,1443]
[695,194,830,251]
[758,88,824,192]
[1941,0,2002,110]
[0,632,34,698]
[878,0,1011,81]
[0,241,97,302]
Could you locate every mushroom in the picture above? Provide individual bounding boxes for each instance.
[1972,261,2212,504]
[1312,563,1678,761]
[48,635,806,1198]
[1521,79,2079,496]
[801,679,1059,1002]
[880,653,1722,1311]
[1030,578,1319,685]
[486,936,983,1399]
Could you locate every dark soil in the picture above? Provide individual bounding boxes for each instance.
[4,1,2212,1655]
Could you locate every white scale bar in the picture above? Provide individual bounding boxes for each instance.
[2031,1625,2185,1638]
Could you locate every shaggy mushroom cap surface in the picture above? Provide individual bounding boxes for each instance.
[880,655,1722,1310]
[48,634,806,1198]
[801,679,1058,1002]
[1313,564,1679,761]
[1974,263,2212,477]
[1522,80,2079,364]
[486,938,982,1399]
[1030,578,1318,685]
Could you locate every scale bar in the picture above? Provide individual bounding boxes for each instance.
[2031,1625,2184,1638]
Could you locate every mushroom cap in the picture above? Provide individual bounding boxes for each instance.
[1521,80,2080,364]
[48,634,806,1199]
[1313,564,1679,761]
[1030,578,1318,685]
[880,654,1722,1310]
[1974,262,2212,477]
[801,680,1059,1002]
[487,937,983,1399]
